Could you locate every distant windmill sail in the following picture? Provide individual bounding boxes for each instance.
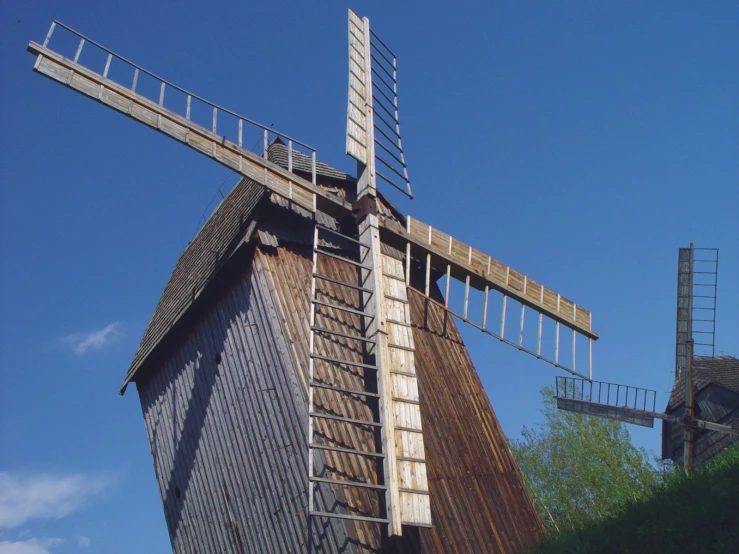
[675,245,718,378]
[346,9,412,198]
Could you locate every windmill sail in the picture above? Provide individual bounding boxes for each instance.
[384,216,598,380]
[346,10,370,166]
[675,245,719,378]
[28,21,337,216]
[554,376,739,436]
[346,9,412,198]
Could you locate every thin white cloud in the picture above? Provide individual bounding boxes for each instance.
[76,537,90,549]
[62,323,122,355]
[0,538,63,554]
[0,472,117,529]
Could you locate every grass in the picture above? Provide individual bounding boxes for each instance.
[531,445,739,554]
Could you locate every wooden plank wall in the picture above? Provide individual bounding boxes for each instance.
[258,244,386,552]
[394,286,546,553]
[258,240,543,552]
[137,258,353,554]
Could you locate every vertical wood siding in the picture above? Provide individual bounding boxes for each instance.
[401,286,546,553]
[257,243,544,553]
[259,244,386,552]
[138,256,353,554]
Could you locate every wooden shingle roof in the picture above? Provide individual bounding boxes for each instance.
[267,137,355,182]
[121,178,266,392]
[666,356,739,412]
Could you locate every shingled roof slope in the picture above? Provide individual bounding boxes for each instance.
[121,178,266,392]
[267,137,355,181]
[666,356,739,412]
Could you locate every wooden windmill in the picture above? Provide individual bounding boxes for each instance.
[555,244,738,470]
[27,10,601,553]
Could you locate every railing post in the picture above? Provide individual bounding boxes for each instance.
[238,120,243,147]
[74,38,85,63]
[482,286,489,329]
[132,68,139,92]
[263,129,268,158]
[500,296,508,338]
[425,253,431,297]
[588,338,593,380]
[186,95,191,120]
[44,21,57,47]
[572,330,576,374]
[103,53,112,78]
[463,275,470,320]
[158,82,165,106]
[212,107,217,133]
[311,150,317,185]
[288,139,293,173]
[518,304,525,347]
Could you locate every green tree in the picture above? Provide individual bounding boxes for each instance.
[511,385,658,535]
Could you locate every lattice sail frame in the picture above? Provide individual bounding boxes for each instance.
[346,9,412,198]
[553,375,739,436]
[675,245,718,378]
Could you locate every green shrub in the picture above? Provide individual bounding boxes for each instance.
[531,445,739,554]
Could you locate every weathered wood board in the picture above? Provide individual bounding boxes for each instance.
[382,253,431,527]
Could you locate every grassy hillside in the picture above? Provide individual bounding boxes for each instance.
[532,445,739,554]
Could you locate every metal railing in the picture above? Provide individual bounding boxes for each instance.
[555,376,657,413]
[42,20,317,184]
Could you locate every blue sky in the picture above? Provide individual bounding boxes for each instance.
[1,1,737,552]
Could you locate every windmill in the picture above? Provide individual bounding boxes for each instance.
[27,11,600,553]
[554,244,738,470]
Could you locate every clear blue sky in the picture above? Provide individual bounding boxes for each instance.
[1,1,737,552]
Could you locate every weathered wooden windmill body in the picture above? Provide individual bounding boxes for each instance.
[28,11,600,553]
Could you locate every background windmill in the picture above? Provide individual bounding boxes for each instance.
[555,245,739,470]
